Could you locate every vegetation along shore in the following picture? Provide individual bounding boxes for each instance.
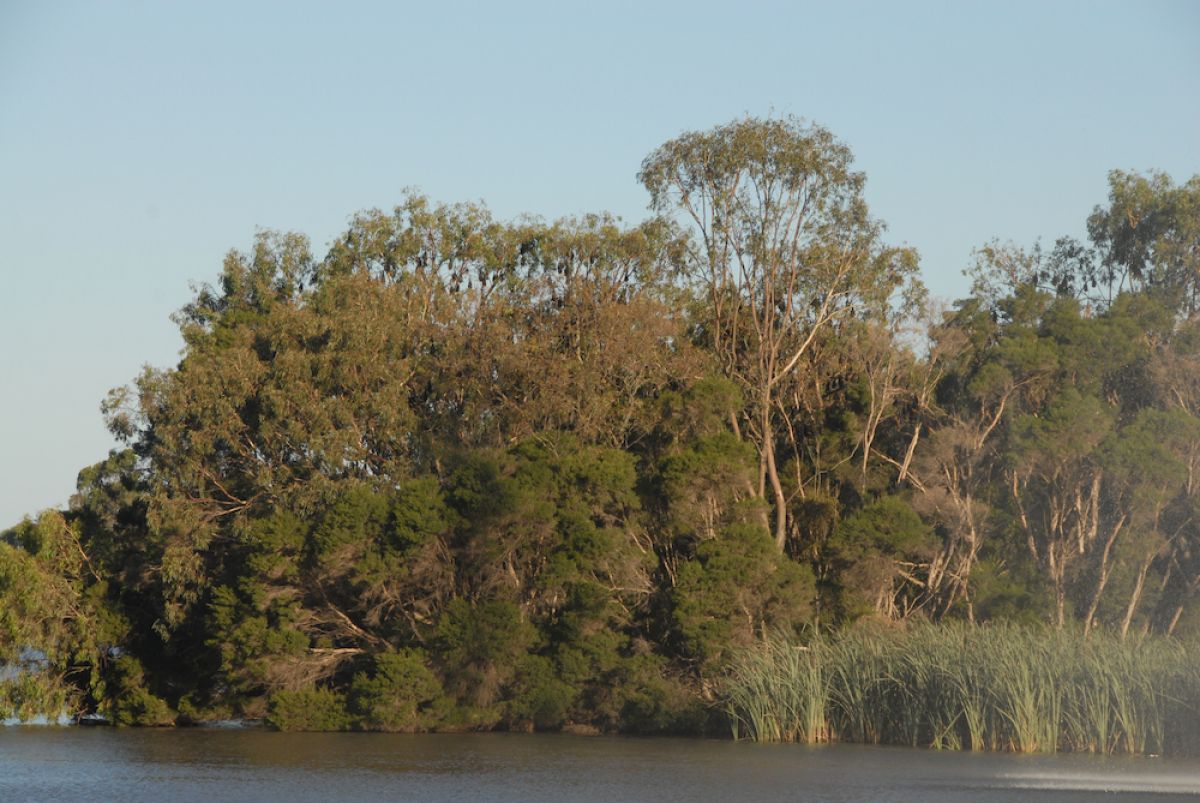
[3,117,1199,753]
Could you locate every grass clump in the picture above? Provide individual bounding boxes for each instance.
[722,622,1200,756]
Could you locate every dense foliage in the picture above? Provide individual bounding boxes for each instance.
[3,118,1198,744]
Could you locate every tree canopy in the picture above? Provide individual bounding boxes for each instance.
[2,117,1197,734]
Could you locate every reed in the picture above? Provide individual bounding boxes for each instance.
[722,622,1200,755]
[724,633,827,743]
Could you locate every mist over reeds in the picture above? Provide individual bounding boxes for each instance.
[723,623,1200,755]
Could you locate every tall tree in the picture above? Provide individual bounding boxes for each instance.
[1088,171,1200,314]
[639,116,919,548]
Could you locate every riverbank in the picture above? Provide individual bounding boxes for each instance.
[7,623,1199,756]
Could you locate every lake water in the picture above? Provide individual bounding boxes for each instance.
[1,728,1198,801]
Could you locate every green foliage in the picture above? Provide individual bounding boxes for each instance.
[612,654,712,735]
[658,432,757,543]
[505,654,577,730]
[827,496,937,619]
[5,119,1198,743]
[266,687,352,732]
[964,558,1050,625]
[307,485,391,565]
[349,649,445,732]
[106,655,175,727]
[1088,171,1200,313]
[673,523,815,669]
[436,599,535,708]
[0,511,121,721]
[389,477,454,551]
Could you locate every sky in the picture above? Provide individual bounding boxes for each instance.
[0,0,1197,528]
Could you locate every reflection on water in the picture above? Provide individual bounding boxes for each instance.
[1,729,1198,802]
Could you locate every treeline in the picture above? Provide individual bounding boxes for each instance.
[2,118,1198,736]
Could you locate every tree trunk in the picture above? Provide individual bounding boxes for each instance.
[1120,555,1154,640]
[1083,514,1126,636]
[1053,554,1067,630]
[897,422,922,484]
[765,431,788,550]
[1168,573,1200,635]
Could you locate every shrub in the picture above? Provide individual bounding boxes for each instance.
[349,649,444,732]
[266,687,350,732]
[505,654,576,731]
[107,655,175,726]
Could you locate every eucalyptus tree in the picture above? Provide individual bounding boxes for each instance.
[639,116,919,549]
[946,174,1200,632]
[967,171,1200,315]
[1087,171,1200,313]
[0,511,140,720]
[12,124,1197,730]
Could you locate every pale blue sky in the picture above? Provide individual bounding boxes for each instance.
[1,0,1197,527]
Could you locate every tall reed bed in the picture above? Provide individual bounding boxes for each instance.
[722,623,1200,755]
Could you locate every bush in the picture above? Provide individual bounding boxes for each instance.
[0,671,72,723]
[615,654,712,735]
[505,655,576,731]
[436,599,535,707]
[349,649,444,732]
[266,687,350,732]
[673,523,814,669]
[107,655,175,726]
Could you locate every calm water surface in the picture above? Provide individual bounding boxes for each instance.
[1,728,1198,801]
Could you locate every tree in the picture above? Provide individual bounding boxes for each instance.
[1088,171,1200,314]
[826,495,937,620]
[640,116,919,549]
[0,511,135,720]
[672,522,814,671]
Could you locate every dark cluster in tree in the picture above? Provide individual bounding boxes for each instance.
[2,118,1198,733]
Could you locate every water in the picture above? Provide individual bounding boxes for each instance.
[1,729,1198,801]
